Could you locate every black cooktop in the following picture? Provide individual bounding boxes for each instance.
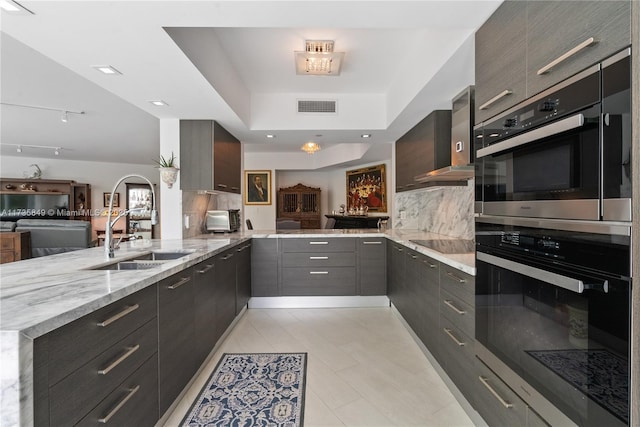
[410,239,475,254]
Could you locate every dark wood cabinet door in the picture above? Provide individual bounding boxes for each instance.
[214,248,237,341]
[358,238,386,295]
[180,120,214,191]
[235,242,252,313]
[251,238,279,296]
[213,121,241,193]
[193,259,217,365]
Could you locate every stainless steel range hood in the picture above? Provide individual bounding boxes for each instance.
[414,86,475,183]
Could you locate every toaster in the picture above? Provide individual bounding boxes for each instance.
[206,209,240,232]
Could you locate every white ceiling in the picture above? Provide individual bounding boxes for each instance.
[0,0,501,167]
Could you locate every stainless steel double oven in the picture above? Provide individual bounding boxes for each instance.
[474,48,632,426]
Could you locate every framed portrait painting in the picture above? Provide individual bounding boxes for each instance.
[244,170,271,205]
[346,164,387,212]
[103,192,120,207]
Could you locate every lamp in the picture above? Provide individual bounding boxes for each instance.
[301,141,321,154]
[295,40,344,76]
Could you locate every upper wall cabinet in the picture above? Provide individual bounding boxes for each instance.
[475,0,631,125]
[474,1,527,125]
[526,0,631,98]
[180,120,241,193]
[395,110,451,192]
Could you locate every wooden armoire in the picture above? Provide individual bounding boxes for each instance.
[277,183,321,229]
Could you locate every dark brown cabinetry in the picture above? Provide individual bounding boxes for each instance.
[180,120,241,193]
[0,231,31,263]
[395,110,452,192]
[277,183,321,229]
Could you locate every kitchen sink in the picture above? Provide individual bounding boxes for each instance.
[133,250,196,261]
[88,249,196,271]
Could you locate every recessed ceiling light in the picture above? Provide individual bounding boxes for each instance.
[361,134,371,138]
[149,100,168,106]
[92,65,122,75]
[0,0,34,14]
[266,134,275,139]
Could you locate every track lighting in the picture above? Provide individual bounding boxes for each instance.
[61,111,68,123]
[2,144,65,157]
[54,147,60,156]
[0,102,84,123]
[16,145,22,153]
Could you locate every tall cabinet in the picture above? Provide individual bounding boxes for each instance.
[277,183,321,229]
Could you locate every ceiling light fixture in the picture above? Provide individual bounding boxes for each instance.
[295,40,344,76]
[0,0,34,14]
[92,65,122,75]
[3,143,66,156]
[1,102,84,122]
[301,141,321,154]
[16,145,22,153]
[54,148,60,156]
[149,100,168,106]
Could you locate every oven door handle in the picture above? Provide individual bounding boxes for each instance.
[477,252,608,294]
[476,113,585,158]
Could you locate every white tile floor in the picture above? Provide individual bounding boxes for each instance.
[161,307,478,427]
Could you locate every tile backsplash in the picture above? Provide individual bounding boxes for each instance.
[182,191,242,238]
[393,180,474,239]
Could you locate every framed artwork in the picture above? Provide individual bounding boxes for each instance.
[244,170,271,205]
[103,192,120,207]
[346,164,387,212]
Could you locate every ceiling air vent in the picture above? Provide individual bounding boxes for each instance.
[297,99,337,114]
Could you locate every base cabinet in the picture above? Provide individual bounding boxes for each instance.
[251,238,278,296]
[235,242,252,313]
[358,237,386,295]
[193,258,217,365]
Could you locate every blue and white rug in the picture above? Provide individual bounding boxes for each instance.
[181,353,307,427]
[526,348,628,424]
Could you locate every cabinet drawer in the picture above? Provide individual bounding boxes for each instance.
[281,267,356,296]
[0,250,16,263]
[0,237,15,250]
[281,238,355,253]
[282,252,356,267]
[439,316,478,407]
[440,289,474,339]
[475,357,528,427]
[48,284,157,385]
[440,265,474,306]
[50,319,158,426]
[76,354,159,427]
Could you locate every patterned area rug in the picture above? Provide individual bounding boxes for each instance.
[526,349,628,424]
[181,353,307,426]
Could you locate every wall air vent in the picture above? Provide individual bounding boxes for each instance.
[297,100,337,114]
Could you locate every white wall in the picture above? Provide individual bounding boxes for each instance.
[159,119,182,239]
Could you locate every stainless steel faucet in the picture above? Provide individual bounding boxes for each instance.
[105,174,158,258]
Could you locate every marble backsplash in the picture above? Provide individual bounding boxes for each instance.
[182,191,242,238]
[392,180,474,240]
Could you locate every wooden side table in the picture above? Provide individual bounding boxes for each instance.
[0,231,31,263]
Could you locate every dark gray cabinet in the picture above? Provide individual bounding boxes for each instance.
[33,285,159,427]
[251,238,279,296]
[357,237,386,295]
[395,110,452,192]
[235,241,252,313]
[180,120,241,193]
[474,0,527,124]
[214,247,238,341]
[193,258,216,365]
[416,254,440,361]
[475,357,528,427]
[526,1,630,98]
[158,267,197,414]
[387,242,406,311]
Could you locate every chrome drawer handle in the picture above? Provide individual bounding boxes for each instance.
[231,187,239,191]
[537,37,596,75]
[444,300,466,315]
[168,277,191,290]
[97,304,139,327]
[309,256,329,260]
[479,376,514,409]
[446,271,466,283]
[309,241,328,245]
[222,253,234,260]
[423,261,437,269]
[196,264,214,274]
[478,89,513,111]
[98,345,140,375]
[310,271,329,275]
[216,184,228,188]
[362,241,382,245]
[443,328,465,346]
[98,385,140,423]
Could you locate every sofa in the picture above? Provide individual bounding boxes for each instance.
[15,219,92,257]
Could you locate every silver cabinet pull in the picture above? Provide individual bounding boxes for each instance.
[309,271,329,275]
[477,113,584,158]
[444,300,466,315]
[478,89,513,111]
[423,260,437,269]
[309,256,329,260]
[537,37,596,75]
[362,241,382,245]
[231,187,239,191]
[445,271,466,283]
[443,328,465,346]
[196,264,214,274]
[222,253,234,260]
[216,184,228,188]
[98,385,140,423]
[98,345,140,375]
[97,304,139,327]
[168,277,191,290]
[479,376,514,409]
[309,241,328,245]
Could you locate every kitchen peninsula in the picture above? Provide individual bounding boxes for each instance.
[0,228,474,426]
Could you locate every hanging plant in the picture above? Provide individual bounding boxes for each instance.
[153,152,179,169]
[154,152,179,188]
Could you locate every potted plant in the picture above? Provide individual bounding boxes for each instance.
[154,152,179,188]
